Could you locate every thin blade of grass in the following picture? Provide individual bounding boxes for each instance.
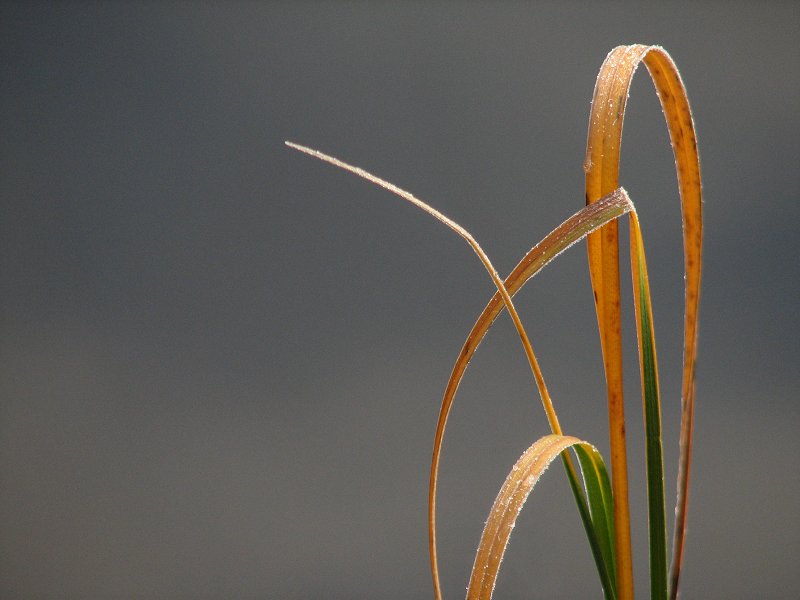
[584,45,703,600]
[285,141,559,433]
[630,211,667,600]
[467,435,613,600]
[285,140,628,599]
[574,443,617,595]
[561,450,617,600]
[585,47,635,599]
[428,191,632,599]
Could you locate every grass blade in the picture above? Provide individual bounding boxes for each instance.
[574,443,617,595]
[284,141,559,433]
[427,192,632,599]
[584,45,703,600]
[630,212,667,600]
[467,435,613,600]
[285,140,629,598]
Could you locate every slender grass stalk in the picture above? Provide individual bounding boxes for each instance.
[284,142,560,430]
[285,141,626,598]
[584,45,703,600]
[630,212,667,600]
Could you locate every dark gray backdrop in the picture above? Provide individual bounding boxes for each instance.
[1,2,798,599]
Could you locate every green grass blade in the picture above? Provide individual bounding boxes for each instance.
[574,444,617,597]
[562,452,617,600]
[630,212,667,600]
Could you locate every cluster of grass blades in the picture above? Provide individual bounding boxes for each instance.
[287,43,702,600]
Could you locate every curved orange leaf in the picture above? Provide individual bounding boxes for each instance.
[584,45,703,600]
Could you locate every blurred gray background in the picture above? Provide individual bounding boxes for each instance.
[1,2,798,599]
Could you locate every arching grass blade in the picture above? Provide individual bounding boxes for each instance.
[584,45,703,600]
[428,191,632,598]
[467,435,615,600]
[285,141,629,599]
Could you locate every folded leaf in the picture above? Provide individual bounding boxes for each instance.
[584,45,703,600]
[428,191,632,598]
[467,435,614,600]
